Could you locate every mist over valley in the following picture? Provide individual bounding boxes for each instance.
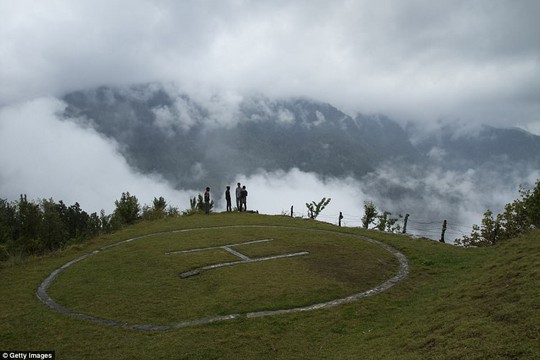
[21,83,533,242]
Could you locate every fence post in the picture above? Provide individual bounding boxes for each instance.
[440,220,447,243]
[402,214,409,234]
[290,206,293,217]
[339,212,343,227]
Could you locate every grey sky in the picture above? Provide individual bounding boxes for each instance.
[1,0,539,132]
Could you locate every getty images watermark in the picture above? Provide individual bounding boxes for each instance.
[1,352,55,359]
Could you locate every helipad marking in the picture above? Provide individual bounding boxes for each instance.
[167,238,310,278]
[36,225,409,331]
[165,238,273,255]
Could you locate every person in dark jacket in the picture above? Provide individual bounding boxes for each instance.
[225,186,232,212]
[241,185,248,211]
[204,187,210,215]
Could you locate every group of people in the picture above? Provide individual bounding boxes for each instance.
[204,182,249,215]
[226,183,248,212]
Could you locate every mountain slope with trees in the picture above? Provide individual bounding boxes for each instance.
[62,84,540,193]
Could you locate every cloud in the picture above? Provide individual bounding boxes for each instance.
[0,97,193,213]
[357,162,539,240]
[210,164,538,242]
[1,0,539,132]
[213,168,366,223]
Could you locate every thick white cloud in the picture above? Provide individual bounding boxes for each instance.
[209,164,538,242]
[0,98,193,213]
[1,0,539,131]
[220,169,366,223]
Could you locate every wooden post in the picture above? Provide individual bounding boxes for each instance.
[440,220,447,243]
[290,206,293,217]
[402,214,409,234]
[339,212,344,227]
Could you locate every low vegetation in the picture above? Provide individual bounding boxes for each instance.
[305,197,331,219]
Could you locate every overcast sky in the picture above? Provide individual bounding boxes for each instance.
[1,1,539,240]
[1,0,539,132]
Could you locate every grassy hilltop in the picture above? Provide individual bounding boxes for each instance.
[1,213,538,359]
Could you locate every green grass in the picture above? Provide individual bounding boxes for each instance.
[47,226,397,324]
[1,213,538,359]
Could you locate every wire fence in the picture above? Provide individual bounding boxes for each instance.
[286,209,475,244]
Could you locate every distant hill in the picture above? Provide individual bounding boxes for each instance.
[413,123,540,170]
[62,83,540,192]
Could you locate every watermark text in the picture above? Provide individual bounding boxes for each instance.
[1,351,55,360]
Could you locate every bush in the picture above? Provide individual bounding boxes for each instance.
[457,179,540,247]
[142,197,180,220]
[305,198,331,220]
[182,195,213,215]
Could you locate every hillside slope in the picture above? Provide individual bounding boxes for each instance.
[0,214,538,359]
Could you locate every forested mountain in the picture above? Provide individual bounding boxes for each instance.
[413,124,540,169]
[62,84,540,191]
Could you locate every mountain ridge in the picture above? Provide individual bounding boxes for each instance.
[62,83,540,191]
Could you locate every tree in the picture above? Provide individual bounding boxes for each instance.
[0,199,16,245]
[0,199,16,260]
[0,195,110,262]
[100,209,114,232]
[457,179,540,247]
[60,201,93,241]
[87,212,102,237]
[113,192,140,225]
[375,211,389,231]
[153,196,167,212]
[362,201,378,229]
[14,195,42,254]
[142,196,168,220]
[522,179,540,227]
[40,198,67,252]
[376,211,401,233]
[166,205,180,217]
[182,196,199,216]
[498,198,529,240]
[306,198,331,219]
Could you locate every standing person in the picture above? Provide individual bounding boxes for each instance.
[225,186,232,212]
[204,187,210,215]
[241,185,248,211]
[236,183,242,211]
